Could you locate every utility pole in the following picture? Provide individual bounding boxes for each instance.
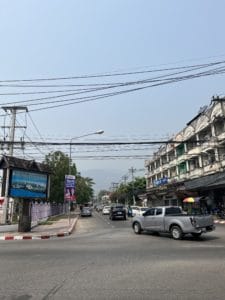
[129,167,136,205]
[122,175,128,205]
[1,106,28,224]
[122,175,128,185]
[111,182,119,203]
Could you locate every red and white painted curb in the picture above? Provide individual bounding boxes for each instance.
[0,217,78,241]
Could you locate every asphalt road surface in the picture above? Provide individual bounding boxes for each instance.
[0,211,225,300]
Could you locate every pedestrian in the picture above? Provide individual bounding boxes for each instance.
[127,205,132,217]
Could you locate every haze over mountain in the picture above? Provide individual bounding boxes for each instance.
[81,168,125,194]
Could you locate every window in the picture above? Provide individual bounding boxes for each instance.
[165,207,182,215]
[156,208,162,215]
[199,127,212,141]
[214,119,225,136]
[171,199,178,206]
[170,167,177,177]
[164,200,170,206]
[145,208,155,216]
[156,160,160,168]
[218,146,225,161]
[161,155,167,165]
[202,150,216,166]
[176,143,185,156]
[186,137,197,151]
[189,157,199,171]
[168,150,175,162]
[178,162,187,174]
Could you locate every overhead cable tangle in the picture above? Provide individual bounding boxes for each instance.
[0,60,223,82]
[0,60,220,105]
[0,62,224,115]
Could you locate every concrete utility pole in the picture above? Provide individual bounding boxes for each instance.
[122,175,128,205]
[122,175,128,185]
[129,167,136,205]
[1,106,28,224]
[111,182,119,203]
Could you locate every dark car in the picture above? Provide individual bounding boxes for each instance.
[80,206,92,217]
[109,204,126,220]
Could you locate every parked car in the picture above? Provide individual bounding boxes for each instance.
[109,204,126,220]
[80,206,92,217]
[102,205,111,215]
[96,204,103,212]
[132,206,215,240]
[137,207,149,216]
[130,206,140,217]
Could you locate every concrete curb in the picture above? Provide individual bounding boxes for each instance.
[0,216,79,241]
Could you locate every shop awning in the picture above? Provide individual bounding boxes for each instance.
[184,171,225,190]
[183,197,201,203]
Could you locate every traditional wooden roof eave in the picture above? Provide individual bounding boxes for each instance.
[0,155,51,174]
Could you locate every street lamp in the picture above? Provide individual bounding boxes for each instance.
[67,130,104,223]
[69,130,104,174]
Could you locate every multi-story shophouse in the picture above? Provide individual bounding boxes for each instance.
[145,96,225,212]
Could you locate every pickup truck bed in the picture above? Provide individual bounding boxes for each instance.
[132,206,215,240]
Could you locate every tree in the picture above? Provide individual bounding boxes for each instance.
[44,151,94,203]
[76,174,95,204]
[44,151,70,203]
[43,151,94,204]
[112,177,146,205]
[97,190,110,202]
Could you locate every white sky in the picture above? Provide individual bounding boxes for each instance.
[0,1,225,192]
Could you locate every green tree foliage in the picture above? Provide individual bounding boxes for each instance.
[43,151,94,204]
[97,190,110,202]
[76,174,95,204]
[44,151,70,203]
[110,177,146,205]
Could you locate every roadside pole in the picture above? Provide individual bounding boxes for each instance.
[68,201,71,225]
[64,175,75,226]
[1,106,28,224]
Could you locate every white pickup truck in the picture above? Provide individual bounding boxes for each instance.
[132,206,215,240]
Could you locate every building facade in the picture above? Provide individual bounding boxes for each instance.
[145,97,225,211]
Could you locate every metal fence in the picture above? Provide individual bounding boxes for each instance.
[31,202,68,223]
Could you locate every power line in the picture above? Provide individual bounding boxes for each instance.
[0,62,224,116]
[0,60,222,83]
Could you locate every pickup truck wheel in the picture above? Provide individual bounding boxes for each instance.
[191,232,202,238]
[171,226,183,240]
[133,222,142,234]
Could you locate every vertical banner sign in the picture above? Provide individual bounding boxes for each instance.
[64,175,76,202]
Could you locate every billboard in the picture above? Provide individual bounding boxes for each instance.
[9,169,48,199]
[64,175,76,201]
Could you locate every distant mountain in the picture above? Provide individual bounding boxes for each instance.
[80,168,124,193]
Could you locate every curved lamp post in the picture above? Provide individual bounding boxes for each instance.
[69,130,104,174]
[67,130,104,224]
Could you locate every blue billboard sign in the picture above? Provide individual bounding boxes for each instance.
[154,177,168,187]
[9,169,48,199]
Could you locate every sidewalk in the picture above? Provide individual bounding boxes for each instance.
[0,212,79,241]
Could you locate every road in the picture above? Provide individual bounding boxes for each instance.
[0,211,225,300]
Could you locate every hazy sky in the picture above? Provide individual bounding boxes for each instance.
[0,1,225,192]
